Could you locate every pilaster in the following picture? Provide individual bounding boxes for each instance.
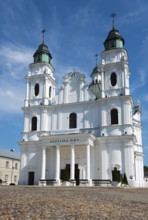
[41,147,46,180]
[70,144,75,181]
[55,145,61,185]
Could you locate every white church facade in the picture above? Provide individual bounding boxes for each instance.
[19,23,145,187]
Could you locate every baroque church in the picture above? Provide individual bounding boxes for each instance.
[19,22,144,187]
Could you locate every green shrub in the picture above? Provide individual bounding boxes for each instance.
[122,173,128,185]
[62,167,70,181]
[10,183,15,186]
[112,167,121,182]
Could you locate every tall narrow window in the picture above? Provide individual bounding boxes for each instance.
[49,86,52,98]
[31,116,37,131]
[111,109,118,125]
[15,163,18,170]
[110,72,117,86]
[5,175,8,181]
[14,175,17,182]
[34,83,39,96]
[69,113,77,128]
[6,161,9,168]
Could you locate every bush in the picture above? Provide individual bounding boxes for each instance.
[63,167,70,181]
[122,173,128,185]
[112,167,121,182]
[10,183,15,186]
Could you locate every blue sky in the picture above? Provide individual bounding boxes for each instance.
[0,0,148,165]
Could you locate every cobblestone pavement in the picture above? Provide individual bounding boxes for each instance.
[0,186,148,220]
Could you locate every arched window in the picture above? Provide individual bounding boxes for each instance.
[34,83,39,96]
[69,113,77,129]
[31,116,37,131]
[110,72,117,86]
[111,109,118,125]
[49,86,52,98]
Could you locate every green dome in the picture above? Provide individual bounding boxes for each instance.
[33,42,52,64]
[91,65,101,77]
[89,80,101,99]
[104,27,125,50]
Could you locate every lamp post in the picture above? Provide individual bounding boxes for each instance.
[10,149,15,184]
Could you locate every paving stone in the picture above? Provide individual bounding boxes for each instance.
[0,186,148,219]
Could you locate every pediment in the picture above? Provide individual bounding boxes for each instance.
[54,72,95,104]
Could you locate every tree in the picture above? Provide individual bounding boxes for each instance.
[122,173,128,185]
[62,167,70,181]
[112,167,121,182]
[144,166,148,172]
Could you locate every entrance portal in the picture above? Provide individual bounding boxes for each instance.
[61,164,80,185]
[28,171,35,185]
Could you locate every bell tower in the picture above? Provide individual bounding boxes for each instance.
[23,30,56,140]
[101,15,130,98]
[98,16,133,137]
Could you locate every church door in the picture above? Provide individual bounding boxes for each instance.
[75,167,80,186]
[28,172,35,185]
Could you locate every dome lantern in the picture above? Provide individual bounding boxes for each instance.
[33,29,52,64]
[104,14,125,51]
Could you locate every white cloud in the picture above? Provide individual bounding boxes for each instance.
[0,43,33,81]
[142,108,148,121]
[0,85,24,115]
[0,44,33,65]
[119,6,147,26]
[71,8,93,26]
[143,95,148,101]
[0,44,33,116]
[131,69,146,93]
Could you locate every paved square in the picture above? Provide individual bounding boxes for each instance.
[0,186,148,219]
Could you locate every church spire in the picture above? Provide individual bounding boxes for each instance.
[103,14,125,51]
[95,54,98,67]
[111,13,116,29]
[41,29,46,44]
[33,29,52,64]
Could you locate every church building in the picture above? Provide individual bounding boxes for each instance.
[19,22,144,187]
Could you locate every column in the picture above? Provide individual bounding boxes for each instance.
[25,79,30,107]
[86,144,90,180]
[70,144,75,180]
[41,147,46,180]
[101,71,105,98]
[41,109,47,131]
[26,80,30,100]
[124,145,134,186]
[43,77,48,105]
[55,145,60,184]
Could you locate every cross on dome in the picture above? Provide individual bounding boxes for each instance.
[41,29,46,44]
[111,13,116,29]
[95,54,98,67]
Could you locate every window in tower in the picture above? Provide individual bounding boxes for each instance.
[34,83,39,96]
[111,108,118,125]
[69,113,77,129]
[49,86,52,98]
[31,116,37,131]
[42,53,49,63]
[110,72,117,86]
